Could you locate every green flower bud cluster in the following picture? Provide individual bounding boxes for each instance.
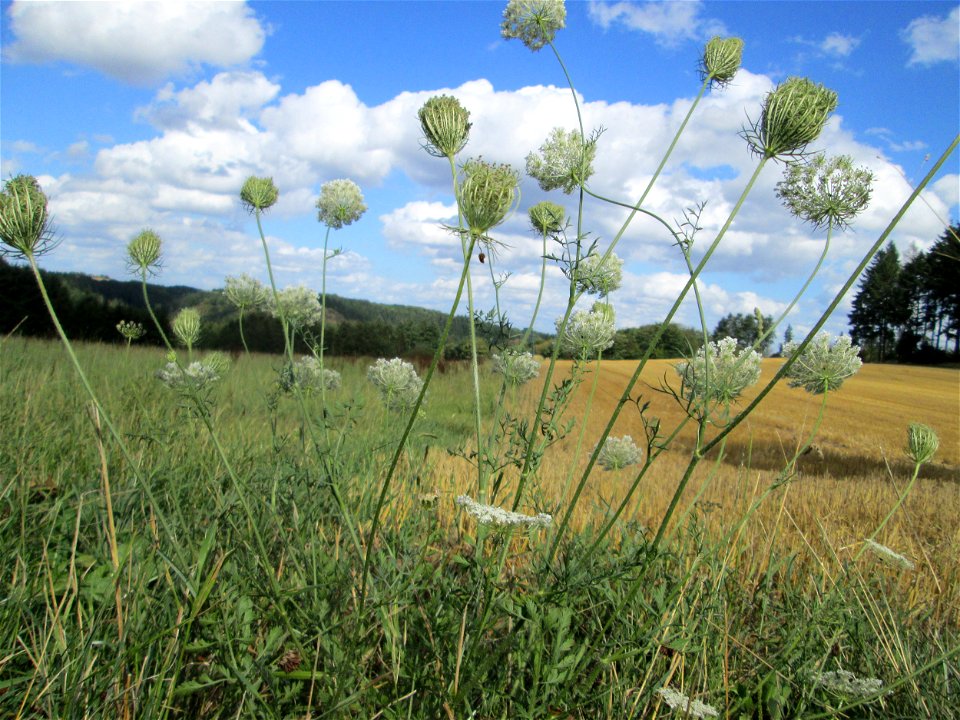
[676,336,762,406]
[458,158,520,237]
[270,285,323,329]
[776,154,874,230]
[526,127,598,194]
[240,176,279,213]
[418,95,472,159]
[0,174,55,259]
[783,333,861,394]
[595,435,643,471]
[172,308,202,349]
[575,251,623,297]
[491,349,541,386]
[224,273,270,311]
[116,320,145,342]
[700,36,744,87]
[127,229,163,274]
[501,0,566,52]
[316,179,367,229]
[368,357,424,411]
[745,77,838,160]
[528,200,566,234]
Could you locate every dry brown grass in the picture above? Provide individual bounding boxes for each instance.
[408,359,959,622]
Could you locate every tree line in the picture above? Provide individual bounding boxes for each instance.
[848,225,958,363]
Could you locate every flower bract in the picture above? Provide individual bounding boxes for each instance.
[700,36,744,87]
[240,176,279,213]
[744,77,838,160]
[418,95,472,158]
[458,158,520,237]
[127,229,163,274]
[0,174,55,259]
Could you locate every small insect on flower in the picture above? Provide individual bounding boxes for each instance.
[783,333,862,394]
[455,495,552,529]
[526,127,599,194]
[655,687,719,718]
[501,0,566,51]
[595,435,643,471]
[316,179,367,230]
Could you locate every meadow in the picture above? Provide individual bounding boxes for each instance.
[2,2,959,716]
[0,336,957,718]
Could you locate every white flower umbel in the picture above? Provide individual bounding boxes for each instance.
[368,357,424,411]
[595,435,643,471]
[812,669,885,699]
[501,0,566,51]
[492,349,541,386]
[575,251,623,297]
[156,360,220,392]
[558,305,615,357]
[270,285,323,330]
[526,127,598,194]
[656,687,719,718]
[316,179,367,230]
[676,337,761,406]
[863,539,915,571]
[455,495,552,528]
[279,356,341,394]
[224,273,270,312]
[783,333,862,394]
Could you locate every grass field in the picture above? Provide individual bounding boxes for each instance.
[1,336,958,718]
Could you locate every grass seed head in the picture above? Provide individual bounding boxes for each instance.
[418,95,472,159]
[501,0,566,51]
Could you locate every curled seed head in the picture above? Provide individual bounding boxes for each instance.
[700,36,744,87]
[172,308,202,348]
[906,422,939,465]
[458,158,520,236]
[528,200,566,234]
[418,95,472,159]
[127,229,163,274]
[744,77,838,160]
[0,174,55,259]
[240,176,279,213]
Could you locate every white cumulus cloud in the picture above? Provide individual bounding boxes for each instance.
[587,0,726,44]
[902,6,960,66]
[3,0,267,85]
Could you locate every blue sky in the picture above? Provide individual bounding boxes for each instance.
[2,0,958,340]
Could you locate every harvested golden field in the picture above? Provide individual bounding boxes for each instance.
[430,359,960,621]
